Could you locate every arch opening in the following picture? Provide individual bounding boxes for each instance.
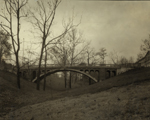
[32,71,36,80]
[32,69,98,83]
[112,71,116,77]
[106,70,111,78]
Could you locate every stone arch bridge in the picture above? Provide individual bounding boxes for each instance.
[20,65,120,85]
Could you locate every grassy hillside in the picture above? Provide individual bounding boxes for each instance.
[0,67,150,119]
[0,70,58,117]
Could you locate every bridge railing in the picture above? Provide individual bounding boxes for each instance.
[21,63,142,69]
[22,64,120,68]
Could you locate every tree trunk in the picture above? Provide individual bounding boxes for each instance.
[43,47,47,91]
[16,53,20,89]
[75,73,77,83]
[43,70,46,91]
[16,0,21,89]
[87,53,90,66]
[49,75,53,98]
[0,47,2,65]
[64,71,67,88]
[37,44,44,90]
[89,71,91,85]
[69,71,72,88]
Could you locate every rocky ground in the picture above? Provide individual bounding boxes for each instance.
[0,68,150,120]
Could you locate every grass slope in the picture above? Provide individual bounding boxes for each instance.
[0,67,150,119]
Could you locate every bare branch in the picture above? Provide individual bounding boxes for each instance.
[45,30,67,48]
[0,24,10,29]
[19,0,28,9]
[0,14,10,23]
[0,24,10,34]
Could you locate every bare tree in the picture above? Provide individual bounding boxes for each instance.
[96,47,107,64]
[50,28,89,88]
[0,0,28,89]
[67,28,88,88]
[49,46,68,88]
[49,37,71,88]
[128,56,134,63]
[137,53,144,61]
[135,34,150,62]
[0,30,12,64]
[43,46,47,91]
[22,41,39,68]
[85,45,98,66]
[29,0,77,90]
[50,38,70,66]
[140,35,150,53]
[119,56,128,65]
[67,29,88,65]
[109,50,121,65]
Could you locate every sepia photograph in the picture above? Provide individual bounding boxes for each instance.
[0,0,150,119]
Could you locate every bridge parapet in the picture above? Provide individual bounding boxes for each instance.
[20,64,121,70]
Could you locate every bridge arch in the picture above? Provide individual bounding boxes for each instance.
[32,68,98,83]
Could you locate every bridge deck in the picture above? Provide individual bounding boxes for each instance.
[21,64,121,70]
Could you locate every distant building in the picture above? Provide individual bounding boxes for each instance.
[136,51,150,67]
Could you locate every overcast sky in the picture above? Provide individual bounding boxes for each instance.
[57,0,150,61]
[1,0,150,63]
